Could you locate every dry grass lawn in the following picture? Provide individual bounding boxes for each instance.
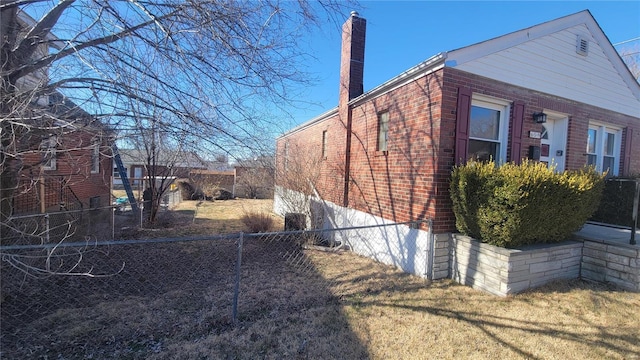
[2,199,639,359]
[113,197,284,238]
[314,253,640,360]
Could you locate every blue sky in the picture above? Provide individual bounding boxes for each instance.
[288,1,640,126]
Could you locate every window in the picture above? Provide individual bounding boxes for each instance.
[377,111,389,151]
[113,167,121,178]
[283,142,289,171]
[468,97,509,163]
[587,124,621,175]
[132,166,143,185]
[91,142,100,173]
[321,130,328,159]
[89,196,101,209]
[41,135,57,170]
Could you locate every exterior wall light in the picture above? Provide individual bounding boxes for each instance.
[533,112,547,123]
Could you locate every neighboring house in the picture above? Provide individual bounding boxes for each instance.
[234,156,275,199]
[185,169,235,199]
[274,11,639,277]
[113,149,209,189]
[8,12,112,215]
[12,94,113,215]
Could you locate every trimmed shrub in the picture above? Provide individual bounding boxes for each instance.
[241,211,275,233]
[450,160,605,248]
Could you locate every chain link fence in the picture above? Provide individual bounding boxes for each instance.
[1,204,176,247]
[1,206,115,246]
[0,220,429,359]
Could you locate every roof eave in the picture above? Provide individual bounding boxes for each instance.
[277,107,339,139]
[17,10,64,50]
[350,52,448,107]
[279,52,448,140]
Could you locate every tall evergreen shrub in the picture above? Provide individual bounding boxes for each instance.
[450,160,605,248]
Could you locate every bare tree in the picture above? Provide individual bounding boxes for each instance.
[1,0,352,228]
[235,155,274,199]
[187,170,232,200]
[274,141,327,228]
[123,126,199,223]
[618,44,640,82]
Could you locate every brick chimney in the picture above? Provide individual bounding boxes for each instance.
[339,11,366,207]
[339,11,367,103]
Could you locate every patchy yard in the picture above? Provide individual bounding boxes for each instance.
[2,199,638,359]
[114,198,284,238]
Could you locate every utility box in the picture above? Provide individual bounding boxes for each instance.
[284,213,306,231]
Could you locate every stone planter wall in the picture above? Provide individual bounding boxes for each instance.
[450,234,583,296]
[432,233,451,280]
[581,240,639,291]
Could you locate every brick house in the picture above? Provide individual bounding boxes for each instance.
[234,156,275,199]
[113,149,210,189]
[12,93,113,215]
[274,11,639,278]
[6,11,112,216]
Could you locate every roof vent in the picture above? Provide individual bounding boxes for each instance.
[576,35,589,56]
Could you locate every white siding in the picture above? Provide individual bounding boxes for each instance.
[274,186,432,278]
[451,24,639,117]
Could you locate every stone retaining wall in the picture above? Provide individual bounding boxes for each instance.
[581,240,639,291]
[274,189,639,294]
[432,233,451,280]
[450,234,583,296]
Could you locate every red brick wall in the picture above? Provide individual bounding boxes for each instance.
[14,129,111,214]
[339,14,366,102]
[275,112,348,206]
[443,68,638,231]
[276,66,639,234]
[442,68,640,175]
[346,72,446,231]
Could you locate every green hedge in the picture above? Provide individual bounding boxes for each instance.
[450,160,605,248]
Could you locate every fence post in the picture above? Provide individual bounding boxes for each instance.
[45,213,50,244]
[44,213,51,272]
[631,179,639,245]
[112,207,116,240]
[232,232,244,325]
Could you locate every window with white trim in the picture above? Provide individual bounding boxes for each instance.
[586,123,621,175]
[377,111,389,151]
[41,135,57,170]
[91,142,100,173]
[468,97,509,163]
